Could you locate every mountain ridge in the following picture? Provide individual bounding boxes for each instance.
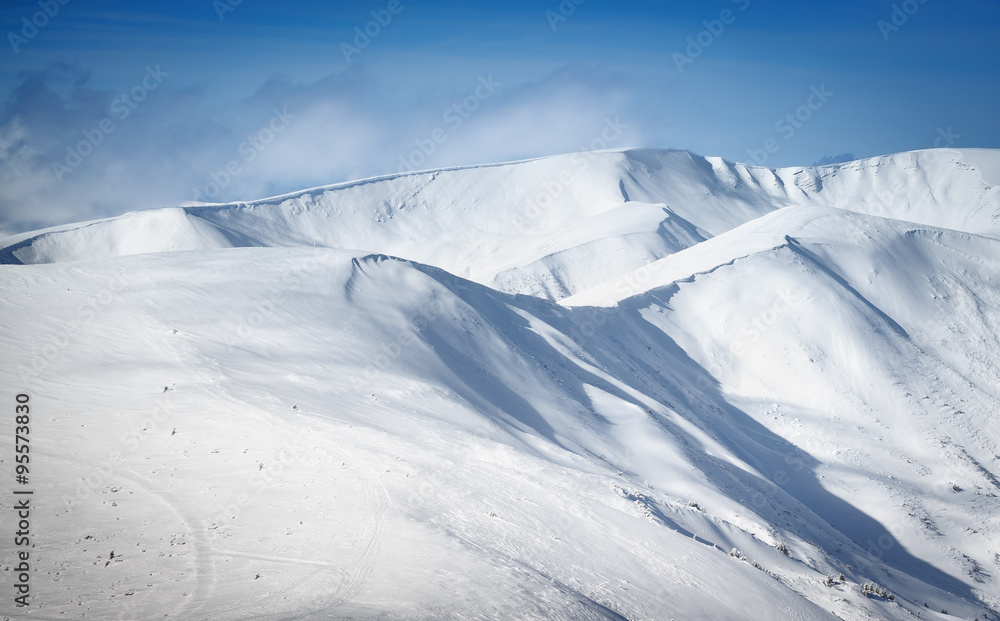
[5,147,998,301]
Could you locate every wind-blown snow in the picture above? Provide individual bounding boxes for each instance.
[2,147,999,620]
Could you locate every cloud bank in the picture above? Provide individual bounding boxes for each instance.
[0,63,649,234]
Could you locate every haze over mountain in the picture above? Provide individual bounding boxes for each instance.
[2,147,1000,620]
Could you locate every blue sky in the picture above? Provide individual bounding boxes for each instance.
[1,0,998,234]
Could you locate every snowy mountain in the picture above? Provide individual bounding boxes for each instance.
[2,147,1000,620]
[6,148,999,299]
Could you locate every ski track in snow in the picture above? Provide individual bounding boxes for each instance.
[147,301,392,618]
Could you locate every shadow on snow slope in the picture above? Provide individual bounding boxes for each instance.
[394,254,977,606]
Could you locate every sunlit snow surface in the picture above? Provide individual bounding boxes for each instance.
[2,148,1000,620]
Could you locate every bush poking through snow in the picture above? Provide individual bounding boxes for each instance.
[773,541,790,556]
[823,574,845,587]
[729,549,772,575]
[861,582,895,601]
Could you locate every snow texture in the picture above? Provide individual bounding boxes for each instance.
[2,147,1000,620]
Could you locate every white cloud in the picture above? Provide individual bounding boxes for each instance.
[0,63,656,234]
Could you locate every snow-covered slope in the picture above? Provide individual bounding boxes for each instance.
[2,148,1000,620]
[4,148,998,299]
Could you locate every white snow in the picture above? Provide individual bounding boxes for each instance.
[2,147,1000,620]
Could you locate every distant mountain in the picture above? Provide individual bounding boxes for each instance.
[5,148,998,299]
